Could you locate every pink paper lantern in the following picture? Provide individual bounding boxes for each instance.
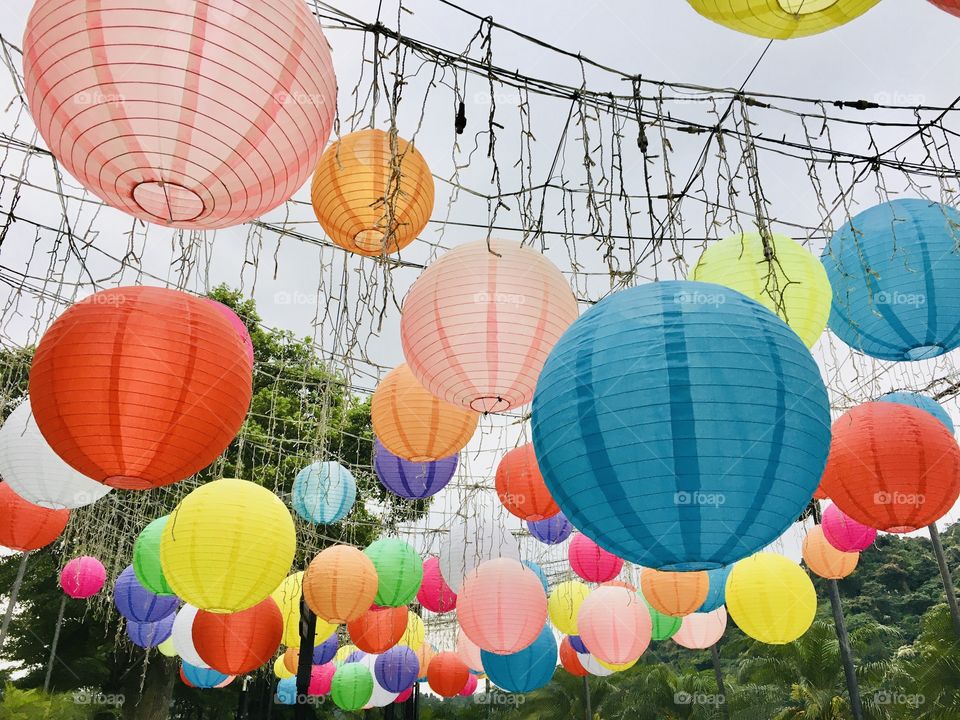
[400,239,579,413]
[576,586,652,665]
[569,534,623,583]
[457,558,547,655]
[309,663,335,696]
[395,686,414,703]
[821,503,877,552]
[459,674,478,697]
[23,0,336,229]
[416,556,457,613]
[59,555,106,599]
[672,607,727,650]
[456,629,483,673]
[207,300,254,367]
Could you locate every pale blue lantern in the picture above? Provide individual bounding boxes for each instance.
[292,461,356,524]
[698,565,732,613]
[878,392,954,433]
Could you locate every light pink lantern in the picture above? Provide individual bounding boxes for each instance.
[400,239,579,413]
[59,555,107,599]
[23,0,336,229]
[457,558,547,655]
[821,503,877,553]
[459,673,478,697]
[672,607,728,650]
[456,629,483,673]
[417,556,457,613]
[576,586,652,665]
[569,534,623,583]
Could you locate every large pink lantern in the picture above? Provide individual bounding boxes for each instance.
[59,555,107,599]
[569,534,623,583]
[457,559,547,655]
[672,607,727,650]
[576,586,652,665]
[400,239,579,413]
[417,556,457,613]
[23,0,336,229]
[821,503,877,553]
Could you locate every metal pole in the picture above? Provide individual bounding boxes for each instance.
[43,595,67,693]
[710,644,729,720]
[0,553,28,650]
[929,523,960,637]
[293,594,316,720]
[583,675,591,720]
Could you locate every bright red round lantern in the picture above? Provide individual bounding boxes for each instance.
[426,652,469,698]
[28,287,252,490]
[192,597,283,675]
[569,534,623,583]
[819,402,960,533]
[0,482,69,551]
[495,443,559,521]
[929,1,960,17]
[22,0,336,229]
[559,637,588,677]
[347,606,408,654]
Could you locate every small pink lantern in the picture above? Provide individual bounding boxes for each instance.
[569,534,623,583]
[59,556,107,599]
[822,503,877,553]
[456,629,483,673]
[309,663,335,696]
[672,607,728,650]
[576,586,652,665]
[416,556,457,613]
[459,674,478,697]
[206,300,254,367]
[395,686,414,703]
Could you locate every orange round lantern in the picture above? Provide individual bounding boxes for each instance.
[495,443,559,521]
[802,526,859,580]
[414,643,436,679]
[559,637,588,677]
[0,482,69,551]
[427,652,469,698]
[371,364,478,462]
[347,606,408,654]
[640,568,709,617]
[311,129,434,256]
[283,647,299,674]
[304,546,379,624]
[28,287,252,489]
[192,598,283,675]
[819,402,960,532]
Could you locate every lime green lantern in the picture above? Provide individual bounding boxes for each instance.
[133,516,174,596]
[363,538,423,607]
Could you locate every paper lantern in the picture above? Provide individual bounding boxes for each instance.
[206,300,254,367]
[309,663,335,696]
[172,605,209,669]
[481,626,557,693]
[332,663,374,711]
[527,512,573,545]
[311,129,434,256]
[182,662,229,689]
[647,603,683,641]
[822,199,960,361]
[427,652,470,698]
[60,556,106,599]
[271,572,336,648]
[29,287,252,489]
[275,677,297,705]
[641,568,709,617]
[374,439,458,500]
[193,598,283,675]
[532,280,830,570]
[133,516,174,596]
[416,556,457,613]
[401,239,579,413]
[495,443,559,521]
[362,656,399,708]
[292,461,357,524]
[458,559,547,655]
[569,534,624,583]
[672,607,728,650]
[375,646,419,693]
[0,482,69,551]
[274,656,293,679]
[559,637,588,676]
[158,638,177,658]
[399,612,426,650]
[523,561,549,593]
[820,402,960,532]
[395,686,414,703]
[698,566,733,614]
[314,634,340,665]
[335,645,363,666]
[726,553,816,644]
[127,615,174,649]
[438,510,521,592]
[691,232,831,348]
[23,0,336,228]
[802,526,859,580]
[414,644,436,680]
[930,0,960,16]
[348,606,408,654]
[597,657,636,672]
[568,635,588,653]
[282,647,300,674]
[577,586,652,664]
[821,503,876,552]
[114,566,178,623]
[578,653,613,677]
[460,674,478,696]
[548,581,590,635]
[364,538,423,607]
[371,364,478,462]
[879,392,955,432]
[303,545,379,623]
[456,629,484,673]
[686,0,879,38]
[0,401,110,509]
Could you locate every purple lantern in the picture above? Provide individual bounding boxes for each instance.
[527,512,573,545]
[313,633,339,665]
[127,614,175,648]
[114,565,178,623]
[345,650,367,664]
[568,635,588,654]
[375,646,419,693]
[374,438,458,500]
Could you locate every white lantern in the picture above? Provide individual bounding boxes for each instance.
[577,653,614,677]
[171,605,209,669]
[439,510,520,592]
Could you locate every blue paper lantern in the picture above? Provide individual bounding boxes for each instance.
[698,565,732,613]
[292,461,356,524]
[375,645,419,693]
[822,199,960,361]
[522,560,549,593]
[114,565,178,623]
[276,676,297,704]
[878,392,954,433]
[568,635,588,654]
[183,662,228,689]
[313,633,339,665]
[126,614,174,648]
[373,439,458,500]
[481,626,557,693]
[527,512,572,545]
[532,280,831,571]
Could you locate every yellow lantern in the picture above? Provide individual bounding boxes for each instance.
[598,656,637,672]
[726,553,816,644]
[157,637,177,658]
[271,572,337,648]
[686,0,880,39]
[398,611,426,650]
[160,478,296,613]
[802,526,859,580]
[274,656,294,679]
[335,644,360,666]
[548,580,590,635]
[691,232,831,348]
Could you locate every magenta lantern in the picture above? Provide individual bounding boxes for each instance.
[60,555,107,599]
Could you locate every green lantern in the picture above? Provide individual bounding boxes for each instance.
[133,515,174,596]
[331,663,374,711]
[647,601,682,641]
[363,538,423,607]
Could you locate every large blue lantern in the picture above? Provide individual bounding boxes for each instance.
[481,626,556,693]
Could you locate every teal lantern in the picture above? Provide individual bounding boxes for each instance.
[292,461,356,524]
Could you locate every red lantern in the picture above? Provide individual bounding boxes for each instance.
[495,444,559,521]
[559,636,588,677]
[29,287,252,489]
[0,482,69,551]
[192,598,283,675]
[426,652,469,698]
[347,606,408,654]
[819,402,960,532]
[929,1,960,17]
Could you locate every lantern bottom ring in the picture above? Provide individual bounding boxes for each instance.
[354,228,390,254]
[468,395,511,414]
[132,180,205,224]
[903,344,946,361]
[657,560,726,572]
[105,475,159,490]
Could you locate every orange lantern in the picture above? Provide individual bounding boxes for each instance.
[640,568,709,617]
[427,652,469,698]
[311,129,434,256]
[495,443,559,521]
[347,606,408,654]
[414,643,436,679]
[0,482,69,551]
[559,637,588,677]
[304,546,378,624]
[28,287,252,489]
[802,526,859,580]
[371,364,478,462]
[192,598,283,675]
[283,647,300,674]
